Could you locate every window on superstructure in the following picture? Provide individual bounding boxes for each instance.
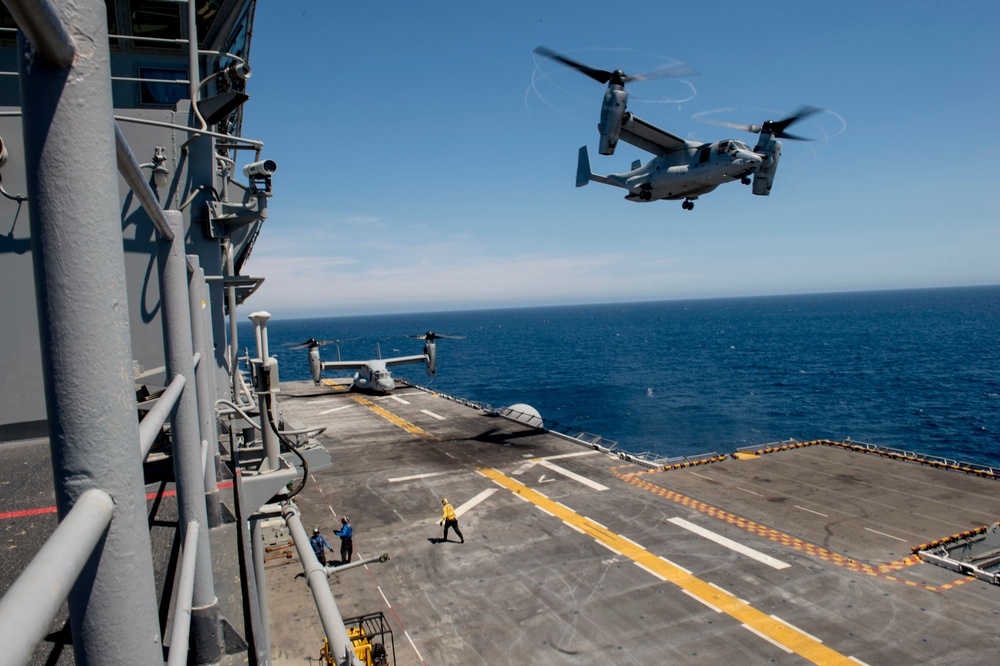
[129,0,183,50]
[139,67,187,106]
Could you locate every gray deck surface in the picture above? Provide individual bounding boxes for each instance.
[265,380,1000,665]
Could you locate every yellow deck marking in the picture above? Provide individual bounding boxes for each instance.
[350,394,436,440]
[320,379,349,391]
[479,467,856,665]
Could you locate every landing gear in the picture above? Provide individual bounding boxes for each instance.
[639,189,652,201]
[681,199,694,211]
[741,176,752,185]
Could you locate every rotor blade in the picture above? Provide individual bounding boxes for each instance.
[767,106,822,140]
[286,337,354,350]
[408,332,465,341]
[694,117,761,133]
[623,61,699,82]
[534,46,612,84]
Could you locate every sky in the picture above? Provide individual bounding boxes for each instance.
[239,0,1000,318]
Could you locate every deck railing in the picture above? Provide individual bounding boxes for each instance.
[0,0,222,663]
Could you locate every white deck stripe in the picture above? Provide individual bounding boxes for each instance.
[420,409,445,420]
[388,471,452,483]
[540,451,599,461]
[389,395,410,404]
[634,561,668,582]
[669,517,791,570]
[795,505,828,517]
[683,588,722,613]
[770,614,823,643]
[319,405,352,415]
[454,488,497,518]
[865,527,907,542]
[536,459,609,491]
[742,624,794,654]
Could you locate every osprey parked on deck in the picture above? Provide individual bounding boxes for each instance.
[292,333,463,393]
[535,46,819,210]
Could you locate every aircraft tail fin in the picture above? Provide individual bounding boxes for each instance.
[576,146,592,188]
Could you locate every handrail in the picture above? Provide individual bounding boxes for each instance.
[0,489,114,666]
[140,373,188,457]
[166,521,201,666]
[114,121,175,241]
[282,503,364,666]
[2,0,74,68]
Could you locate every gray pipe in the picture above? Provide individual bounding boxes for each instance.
[159,210,222,663]
[166,521,201,666]
[282,503,363,666]
[16,1,163,662]
[0,489,113,666]
[139,373,187,458]
[188,256,221,527]
[3,0,74,68]
[114,121,174,241]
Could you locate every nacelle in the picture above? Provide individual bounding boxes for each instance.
[424,339,437,376]
[598,87,628,155]
[752,138,782,196]
[308,346,322,384]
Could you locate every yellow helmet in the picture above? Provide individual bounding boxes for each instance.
[442,498,448,504]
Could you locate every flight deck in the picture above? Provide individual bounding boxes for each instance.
[265,380,1000,665]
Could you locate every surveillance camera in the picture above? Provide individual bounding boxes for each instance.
[243,159,277,178]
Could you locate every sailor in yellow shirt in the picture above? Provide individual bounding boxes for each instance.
[439,498,464,543]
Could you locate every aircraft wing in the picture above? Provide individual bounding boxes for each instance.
[320,360,367,371]
[619,114,693,156]
[383,354,428,368]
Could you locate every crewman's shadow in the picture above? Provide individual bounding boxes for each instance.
[428,537,449,544]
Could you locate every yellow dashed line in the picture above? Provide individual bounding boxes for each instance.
[320,379,349,391]
[480,467,857,665]
[350,394,437,440]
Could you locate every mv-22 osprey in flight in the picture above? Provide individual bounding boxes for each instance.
[292,333,463,394]
[535,47,820,210]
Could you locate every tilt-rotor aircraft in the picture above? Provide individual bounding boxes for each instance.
[293,333,463,393]
[535,46,819,210]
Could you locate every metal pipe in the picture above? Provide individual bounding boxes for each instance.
[166,521,201,666]
[3,0,74,68]
[0,489,113,666]
[16,2,163,662]
[250,517,271,663]
[114,121,175,241]
[188,256,221,527]
[282,503,363,666]
[187,0,205,132]
[225,241,241,404]
[159,210,222,663]
[139,373,187,458]
[322,553,390,576]
[249,311,280,469]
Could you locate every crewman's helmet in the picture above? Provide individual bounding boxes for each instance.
[442,498,447,504]
[313,528,320,534]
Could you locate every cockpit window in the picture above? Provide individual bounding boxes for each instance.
[718,141,729,153]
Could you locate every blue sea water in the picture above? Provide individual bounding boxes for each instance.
[243,286,1000,466]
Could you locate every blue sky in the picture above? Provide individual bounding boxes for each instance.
[240,0,999,318]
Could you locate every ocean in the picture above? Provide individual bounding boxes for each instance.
[243,286,1000,466]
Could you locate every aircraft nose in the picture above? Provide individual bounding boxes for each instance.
[734,150,762,167]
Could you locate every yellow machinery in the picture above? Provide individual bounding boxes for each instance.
[320,611,393,665]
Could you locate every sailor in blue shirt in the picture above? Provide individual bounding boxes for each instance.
[309,527,334,566]
[334,516,353,564]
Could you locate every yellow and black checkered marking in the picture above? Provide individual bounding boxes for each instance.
[612,467,975,592]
